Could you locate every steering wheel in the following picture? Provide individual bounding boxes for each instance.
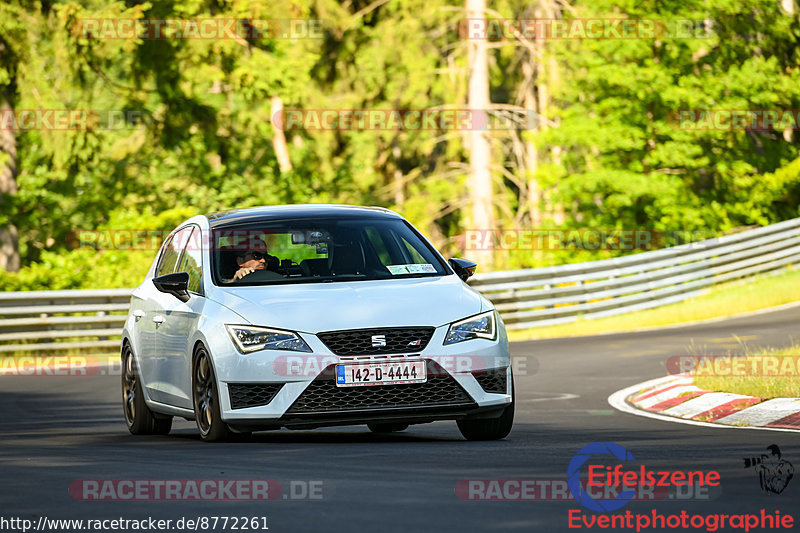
[233,269,284,283]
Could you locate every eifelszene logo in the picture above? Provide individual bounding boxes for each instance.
[743,445,794,495]
[567,442,721,512]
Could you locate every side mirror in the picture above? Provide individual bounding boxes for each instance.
[449,258,477,281]
[153,272,191,302]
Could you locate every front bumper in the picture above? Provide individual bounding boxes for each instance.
[209,323,512,427]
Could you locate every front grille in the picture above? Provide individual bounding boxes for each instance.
[317,327,435,356]
[285,360,474,414]
[474,368,508,394]
[228,383,284,410]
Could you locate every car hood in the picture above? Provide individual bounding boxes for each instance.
[207,275,486,332]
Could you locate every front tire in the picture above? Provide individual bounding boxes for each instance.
[122,344,172,435]
[457,372,514,441]
[193,346,232,442]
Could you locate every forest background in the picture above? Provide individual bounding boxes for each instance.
[1,0,799,290]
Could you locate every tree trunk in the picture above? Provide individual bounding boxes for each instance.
[270,96,293,173]
[466,0,494,269]
[548,61,566,227]
[536,0,566,226]
[0,97,20,272]
[521,60,541,228]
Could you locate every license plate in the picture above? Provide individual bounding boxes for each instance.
[335,360,427,387]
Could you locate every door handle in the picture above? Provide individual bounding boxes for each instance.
[152,315,165,327]
[133,310,145,321]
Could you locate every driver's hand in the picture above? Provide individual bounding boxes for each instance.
[233,268,255,280]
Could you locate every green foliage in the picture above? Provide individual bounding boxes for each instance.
[539,0,800,238]
[0,205,198,289]
[2,0,800,290]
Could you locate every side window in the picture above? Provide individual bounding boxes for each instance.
[178,227,203,293]
[155,234,175,275]
[156,226,193,277]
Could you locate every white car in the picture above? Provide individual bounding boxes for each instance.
[121,205,514,441]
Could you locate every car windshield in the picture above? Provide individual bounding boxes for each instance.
[211,217,449,286]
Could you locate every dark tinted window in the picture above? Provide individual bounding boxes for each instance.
[212,218,448,286]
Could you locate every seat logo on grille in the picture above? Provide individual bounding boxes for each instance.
[371,335,387,347]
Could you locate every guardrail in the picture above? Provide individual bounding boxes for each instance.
[2,217,799,352]
[469,217,800,329]
[0,289,130,354]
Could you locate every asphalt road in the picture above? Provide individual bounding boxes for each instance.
[2,306,800,533]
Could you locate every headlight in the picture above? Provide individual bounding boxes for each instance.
[443,311,496,345]
[226,325,312,353]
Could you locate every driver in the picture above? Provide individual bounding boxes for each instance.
[229,250,269,282]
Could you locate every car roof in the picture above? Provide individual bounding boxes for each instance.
[205,204,402,228]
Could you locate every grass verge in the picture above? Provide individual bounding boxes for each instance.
[507,267,800,341]
[692,346,800,399]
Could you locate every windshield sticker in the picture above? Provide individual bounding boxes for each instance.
[387,264,437,275]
